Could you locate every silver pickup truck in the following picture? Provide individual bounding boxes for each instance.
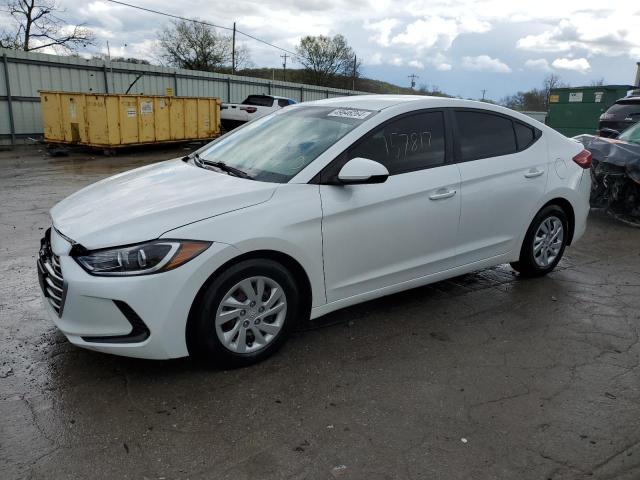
[221,95,297,131]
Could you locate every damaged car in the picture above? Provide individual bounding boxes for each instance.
[576,122,640,227]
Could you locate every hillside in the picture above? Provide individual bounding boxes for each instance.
[233,67,449,97]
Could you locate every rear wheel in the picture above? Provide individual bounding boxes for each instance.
[188,259,301,368]
[511,205,568,277]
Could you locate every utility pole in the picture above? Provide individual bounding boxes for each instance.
[481,89,487,100]
[106,41,114,93]
[231,22,236,74]
[352,55,357,91]
[281,53,289,82]
[408,74,419,89]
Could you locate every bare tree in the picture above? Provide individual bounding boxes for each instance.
[158,20,251,72]
[590,77,606,87]
[500,74,570,111]
[500,89,546,111]
[295,34,360,86]
[0,0,94,52]
[543,73,569,109]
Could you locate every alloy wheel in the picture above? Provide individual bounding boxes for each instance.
[533,216,564,268]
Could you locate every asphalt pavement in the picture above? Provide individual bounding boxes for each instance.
[2,145,640,480]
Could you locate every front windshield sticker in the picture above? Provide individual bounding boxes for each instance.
[327,108,373,120]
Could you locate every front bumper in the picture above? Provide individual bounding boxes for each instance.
[39,228,238,359]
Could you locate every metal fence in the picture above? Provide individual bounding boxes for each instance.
[0,48,368,145]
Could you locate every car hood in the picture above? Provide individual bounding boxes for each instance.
[51,159,278,249]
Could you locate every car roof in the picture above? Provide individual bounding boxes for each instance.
[303,94,434,110]
[302,94,538,120]
[616,96,640,103]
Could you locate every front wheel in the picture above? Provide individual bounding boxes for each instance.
[511,205,568,277]
[188,259,301,368]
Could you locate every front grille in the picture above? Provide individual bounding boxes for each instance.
[37,228,67,316]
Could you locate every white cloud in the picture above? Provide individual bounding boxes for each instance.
[524,58,551,71]
[551,57,591,73]
[516,15,640,57]
[365,52,384,65]
[408,59,424,69]
[461,55,511,73]
[390,15,491,51]
[436,63,452,71]
[364,18,400,47]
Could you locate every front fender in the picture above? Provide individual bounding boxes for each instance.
[162,184,326,307]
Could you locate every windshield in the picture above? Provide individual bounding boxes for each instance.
[197,106,376,182]
[619,122,640,145]
[242,95,274,107]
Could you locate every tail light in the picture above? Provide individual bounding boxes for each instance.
[572,149,592,169]
[240,106,257,114]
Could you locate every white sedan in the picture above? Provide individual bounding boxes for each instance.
[38,95,592,366]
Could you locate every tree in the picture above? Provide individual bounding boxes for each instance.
[590,77,605,87]
[417,84,448,97]
[542,73,568,109]
[0,0,94,52]
[295,34,360,86]
[501,74,569,111]
[92,54,151,65]
[158,20,250,72]
[501,89,546,111]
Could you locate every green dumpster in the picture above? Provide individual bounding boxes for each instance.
[546,85,635,137]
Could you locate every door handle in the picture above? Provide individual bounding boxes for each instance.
[429,189,457,200]
[524,169,544,178]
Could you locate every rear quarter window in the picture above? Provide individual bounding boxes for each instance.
[514,122,535,150]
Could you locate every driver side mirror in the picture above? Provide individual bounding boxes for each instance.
[337,157,389,185]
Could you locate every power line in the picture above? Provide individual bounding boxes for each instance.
[104,0,303,61]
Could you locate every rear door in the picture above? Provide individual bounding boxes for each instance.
[319,110,461,302]
[452,109,547,264]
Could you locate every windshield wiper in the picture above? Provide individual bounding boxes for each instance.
[190,153,251,179]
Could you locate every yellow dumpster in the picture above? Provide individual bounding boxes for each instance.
[40,91,221,148]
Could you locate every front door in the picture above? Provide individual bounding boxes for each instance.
[319,110,461,303]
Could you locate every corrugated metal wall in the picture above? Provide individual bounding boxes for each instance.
[0,48,368,145]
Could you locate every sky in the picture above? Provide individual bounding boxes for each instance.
[2,0,639,100]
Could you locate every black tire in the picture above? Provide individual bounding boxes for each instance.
[187,259,301,368]
[510,205,568,278]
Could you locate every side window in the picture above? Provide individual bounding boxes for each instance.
[455,111,517,161]
[514,122,535,150]
[277,99,289,108]
[347,111,446,175]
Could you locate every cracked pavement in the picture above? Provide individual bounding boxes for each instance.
[1,145,640,480]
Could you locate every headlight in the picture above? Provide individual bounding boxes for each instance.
[74,240,211,276]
